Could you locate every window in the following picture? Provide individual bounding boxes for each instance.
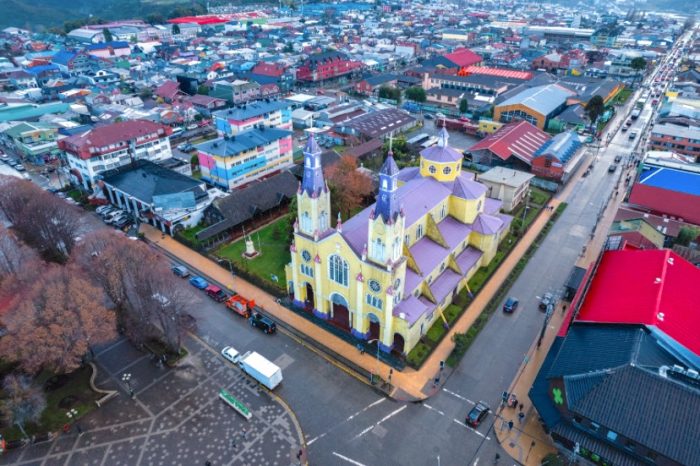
[392,237,401,259]
[416,224,424,240]
[440,204,446,219]
[442,166,451,175]
[404,234,410,246]
[440,262,445,272]
[606,431,618,442]
[372,238,385,262]
[320,211,328,232]
[366,293,383,309]
[300,264,314,277]
[428,165,437,174]
[329,254,349,286]
[301,211,312,233]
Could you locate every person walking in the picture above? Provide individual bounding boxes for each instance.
[518,412,525,424]
[508,420,514,431]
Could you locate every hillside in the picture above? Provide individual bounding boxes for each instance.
[0,0,204,30]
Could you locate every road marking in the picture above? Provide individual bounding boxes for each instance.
[353,405,407,439]
[332,452,367,466]
[474,457,479,466]
[307,397,385,446]
[423,404,445,416]
[443,388,475,405]
[307,432,326,446]
[452,419,491,440]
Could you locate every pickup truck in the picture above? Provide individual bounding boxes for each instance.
[238,351,283,390]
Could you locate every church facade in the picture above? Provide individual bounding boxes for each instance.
[285,128,512,355]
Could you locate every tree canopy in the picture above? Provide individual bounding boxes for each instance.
[405,86,426,103]
[585,95,605,124]
[325,155,374,218]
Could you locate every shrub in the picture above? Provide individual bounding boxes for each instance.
[406,342,431,368]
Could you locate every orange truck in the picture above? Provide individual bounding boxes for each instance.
[225,295,254,318]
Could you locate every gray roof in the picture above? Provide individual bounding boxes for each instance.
[196,128,292,157]
[344,108,416,139]
[102,160,206,205]
[567,365,700,466]
[197,170,298,240]
[497,84,574,117]
[478,167,534,187]
[650,123,700,141]
[213,100,289,121]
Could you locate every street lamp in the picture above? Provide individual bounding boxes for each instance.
[122,372,134,398]
[365,339,383,385]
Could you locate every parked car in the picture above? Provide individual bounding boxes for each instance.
[177,143,194,152]
[225,295,254,318]
[628,131,637,140]
[189,276,208,289]
[466,402,490,428]
[205,285,227,302]
[14,164,25,172]
[108,214,129,225]
[503,297,519,313]
[608,164,618,173]
[113,217,131,229]
[539,292,554,311]
[221,346,241,364]
[171,265,190,278]
[103,210,125,223]
[249,312,277,334]
[614,155,623,163]
[95,205,114,215]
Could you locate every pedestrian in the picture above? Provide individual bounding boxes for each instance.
[296,448,303,460]
[242,428,247,440]
[518,403,523,412]
[77,425,83,436]
[518,412,525,424]
[508,420,514,431]
[205,462,212,466]
[231,439,237,450]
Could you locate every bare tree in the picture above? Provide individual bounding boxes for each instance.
[0,176,37,225]
[0,374,46,439]
[0,225,40,281]
[0,266,117,374]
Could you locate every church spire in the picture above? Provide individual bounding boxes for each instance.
[301,133,325,197]
[375,135,401,223]
[437,125,449,148]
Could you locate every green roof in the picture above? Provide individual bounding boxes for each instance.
[0,102,70,123]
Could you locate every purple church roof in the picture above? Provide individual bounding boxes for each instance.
[410,236,448,275]
[456,247,482,273]
[393,295,430,326]
[438,216,472,249]
[430,269,462,304]
[452,175,487,200]
[420,127,463,163]
[472,213,505,235]
[483,197,503,215]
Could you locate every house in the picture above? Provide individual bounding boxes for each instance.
[210,79,261,105]
[530,249,700,466]
[85,41,131,59]
[155,80,183,102]
[50,50,93,75]
[285,129,511,355]
[494,84,575,130]
[195,170,299,246]
[57,120,173,190]
[607,218,666,250]
[354,74,398,95]
[531,131,582,181]
[614,205,698,246]
[339,108,417,141]
[100,159,211,235]
[186,94,226,114]
[467,120,551,171]
[3,121,59,163]
[296,51,363,83]
[195,127,293,190]
[477,167,534,212]
[628,164,700,225]
[213,100,292,136]
[648,124,700,162]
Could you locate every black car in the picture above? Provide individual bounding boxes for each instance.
[466,402,490,428]
[249,312,277,334]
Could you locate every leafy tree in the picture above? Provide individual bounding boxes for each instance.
[0,375,46,439]
[172,23,181,36]
[102,28,113,43]
[197,84,209,95]
[0,265,116,374]
[378,85,401,103]
[459,98,469,114]
[325,155,374,218]
[585,95,605,126]
[630,57,647,85]
[675,226,700,246]
[405,86,426,103]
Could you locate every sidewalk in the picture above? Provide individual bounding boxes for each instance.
[494,94,642,465]
[141,201,556,400]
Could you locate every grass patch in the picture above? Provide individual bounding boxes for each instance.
[177,223,206,247]
[444,304,461,324]
[611,88,632,105]
[406,342,431,368]
[425,319,448,345]
[528,187,550,207]
[216,216,291,294]
[1,366,100,441]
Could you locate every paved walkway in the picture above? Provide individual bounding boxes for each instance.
[142,202,556,401]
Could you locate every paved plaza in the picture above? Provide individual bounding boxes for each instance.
[0,336,304,466]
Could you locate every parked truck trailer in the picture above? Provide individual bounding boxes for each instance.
[237,351,283,390]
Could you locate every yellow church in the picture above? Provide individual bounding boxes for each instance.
[285,128,511,355]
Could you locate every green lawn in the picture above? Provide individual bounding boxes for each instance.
[1,366,100,441]
[611,88,632,105]
[216,216,291,292]
[528,187,550,207]
[178,223,206,245]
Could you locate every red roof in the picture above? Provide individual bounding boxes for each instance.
[252,62,286,77]
[444,48,482,68]
[58,120,171,160]
[155,80,180,100]
[628,184,700,225]
[467,120,550,165]
[576,249,700,356]
[462,66,532,80]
